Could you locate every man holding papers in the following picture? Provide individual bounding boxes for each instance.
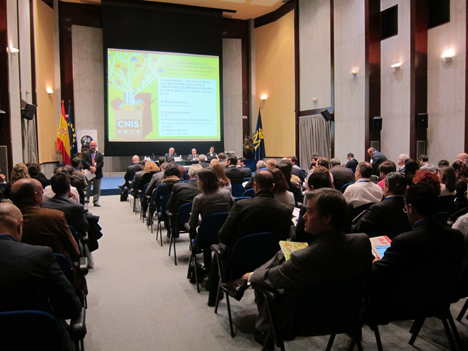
[82,140,104,207]
[241,188,373,347]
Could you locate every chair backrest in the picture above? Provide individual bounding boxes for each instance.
[231,183,245,197]
[340,182,354,193]
[230,232,281,280]
[234,196,250,202]
[53,253,73,281]
[0,310,63,351]
[242,188,255,198]
[439,195,455,214]
[198,212,229,244]
[352,203,374,218]
[291,275,366,337]
[177,202,192,226]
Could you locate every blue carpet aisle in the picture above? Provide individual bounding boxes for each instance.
[100,177,124,196]
[83,195,468,350]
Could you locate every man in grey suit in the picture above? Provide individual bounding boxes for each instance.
[242,188,373,344]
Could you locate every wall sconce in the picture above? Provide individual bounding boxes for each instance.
[350,69,359,77]
[7,46,19,55]
[391,62,402,70]
[260,95,268,101]
[441,50,454,62]
[46,87,54,95]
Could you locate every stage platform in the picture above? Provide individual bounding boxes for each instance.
[101,176,124,196]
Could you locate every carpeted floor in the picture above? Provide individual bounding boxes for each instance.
[84,195,468,350]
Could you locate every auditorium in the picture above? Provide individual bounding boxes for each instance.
[1,0,468,350]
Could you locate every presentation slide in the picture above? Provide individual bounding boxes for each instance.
[107,49,220,142]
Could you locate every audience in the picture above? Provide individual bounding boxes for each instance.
[352,172,410,238]
[43,172,89,236]
[242,189,373,348]
[206,170,292,306]
[43,167,80,203]
[138,161,160,218]
[210,162,231,190]
[403,160,420,186]
[288,155,305,182]
[376,160,397,190]
[343,162,383,208]
[397,153,410,174]
[10,178,87,300]
[0,203,81,351]
[3,163,30,199]
[367,147,388,176]
[270,168,294,211]
[419,154,437,172]
[412,169,441,195]
[237,157,252,178]
[167,164,202,216]
[345,152,358,173]
[27,163,49,188]
[224,155,244,184]
[329,157,355,192]
[188,168,233,273]
[120,155,142,189]
[439,166,457,196]
[198,154,209,168]
[368,183,464,321]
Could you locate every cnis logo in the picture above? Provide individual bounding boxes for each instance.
[117,120,140,128]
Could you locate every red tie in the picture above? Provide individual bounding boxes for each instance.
[92,153,95,166]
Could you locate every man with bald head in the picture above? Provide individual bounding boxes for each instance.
[457,153,468,164]
[0,203,81,350]
[10,178,86,299]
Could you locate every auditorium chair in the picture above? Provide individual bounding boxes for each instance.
[185,212,229,293]
[167,202,192,265]
[252,274,367,351]
[212,232,281,337]
[153,193,171,247]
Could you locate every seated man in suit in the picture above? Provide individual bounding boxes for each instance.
[241,189,373,347]
[167,164,201,215]
[329,157,355,192]
[352,172,411,238]
[207,171,292,306]
[10,178,87,300]
[369,183,465,322]
[120,155,142,189]
[0,203,81,351]
[165,147,177,159]
[345,152,358,173]
[237,157,252,178]
[43,172,89,236]
[224,155,244,184]
[343,162,383,208]
[207,146,218,160]
[397,153,410,174]
[198,154,209,168]
[187,148,199,161]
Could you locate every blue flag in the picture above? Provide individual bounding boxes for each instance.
[253,109,265,161]
[67,101,78,160]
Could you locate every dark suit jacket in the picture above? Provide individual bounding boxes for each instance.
[199,161,209,169]
[0,235,81,320]
[238,166,252,178]
[292,166,305,182]
[250,230,373,331]
[330,166,355,192]
[167,179,200,214]
[43,194,89,235]
[351,196,411,238]
[224,165,245,184]
[219,190,292,249]
[17,204,86,298]
[124,163,142,182]
[371,152,387,175]
[370,217,464,321]
[82,150,104,179]
[165,152,178,158]
[345,158,358,173]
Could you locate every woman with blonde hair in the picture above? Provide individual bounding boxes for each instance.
[4,163,30,199]
[210,162,231,191]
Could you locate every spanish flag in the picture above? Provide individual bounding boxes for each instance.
[57,100,71,165]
